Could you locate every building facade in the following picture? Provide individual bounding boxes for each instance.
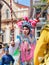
[1,0,49,43]
[1,0,29,43]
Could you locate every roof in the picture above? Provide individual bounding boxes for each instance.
[14,2,29,8]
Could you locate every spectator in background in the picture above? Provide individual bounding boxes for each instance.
[1,46,14,65]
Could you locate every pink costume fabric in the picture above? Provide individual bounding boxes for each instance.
[20,42,35,62]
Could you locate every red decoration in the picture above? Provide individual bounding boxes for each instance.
[23,16,28,21]
[31,20,37,27]
[29,18,40,27]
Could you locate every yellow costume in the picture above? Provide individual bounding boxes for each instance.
[34,24,49,65]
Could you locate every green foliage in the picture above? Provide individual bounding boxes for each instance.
[41,0,47,3]
[33,5,42,9]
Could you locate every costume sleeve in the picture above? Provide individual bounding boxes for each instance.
[34,29,49,65]
[15,35,21,48]
[15,35,21,43]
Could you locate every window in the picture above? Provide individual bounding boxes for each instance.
[10,30,12,41]
[37,32,40,37]
[35,26,42,40]
[6,9,9,19]
[36,7,47,18]
[36,8,41,14]
[36,8,41,17]
[37,27,41,30]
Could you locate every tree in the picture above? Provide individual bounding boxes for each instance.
[41,0,47,2]
[41,0,49,3]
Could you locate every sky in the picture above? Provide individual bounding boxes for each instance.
[14,0,30,6]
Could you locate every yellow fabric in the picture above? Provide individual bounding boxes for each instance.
[47,0,49,3]
[34,24,49,65]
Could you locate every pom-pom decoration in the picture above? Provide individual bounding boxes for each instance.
[23,16,29,21]
[29,18,40,27]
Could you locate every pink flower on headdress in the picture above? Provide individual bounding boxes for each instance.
[23,16,28,21]
[31,20,37,27]
[29,18,39,27]
[17,21,23,28]
[29,19,33,23]
[29,19,36,27]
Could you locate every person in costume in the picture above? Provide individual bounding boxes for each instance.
[11,16,39,65]
[15,20,36,65]
[1,46,14,65]
[34,23,49,65]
